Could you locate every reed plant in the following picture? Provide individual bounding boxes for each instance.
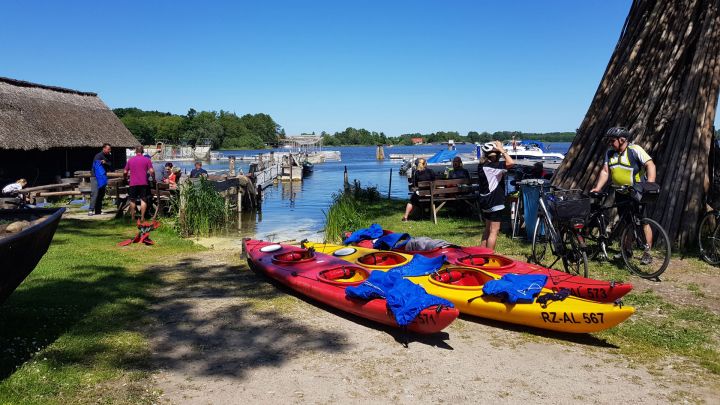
[175,177,232,237]
[323,181,380,243]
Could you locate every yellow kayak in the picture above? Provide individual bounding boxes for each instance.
[306,242,634,333]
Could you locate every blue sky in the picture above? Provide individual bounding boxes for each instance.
[2,1,717,135]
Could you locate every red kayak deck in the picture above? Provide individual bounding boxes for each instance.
[352,235,632,303]
[243,239,459,334]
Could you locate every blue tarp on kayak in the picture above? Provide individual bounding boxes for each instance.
[426,150,458,164]
[343,223,384,245]
[390,254,446,277]
[482,273,547,304]
[346,271,453,326]
[373,233,410,250]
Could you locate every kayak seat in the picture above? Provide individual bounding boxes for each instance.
[456,254,515,269]
[431,268,493,287]
[272,249,316,264]
[319,266,369,286]
[357,252,408,266]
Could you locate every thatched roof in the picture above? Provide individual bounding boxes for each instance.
[0,77,138,151]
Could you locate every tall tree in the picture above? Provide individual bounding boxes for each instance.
[552,0,720,248]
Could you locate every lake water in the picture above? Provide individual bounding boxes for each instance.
[165,142,571,241]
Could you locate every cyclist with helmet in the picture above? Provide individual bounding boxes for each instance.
[590,126,657,263]
[478,140,514,250]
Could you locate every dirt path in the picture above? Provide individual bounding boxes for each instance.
[144,250,718,404]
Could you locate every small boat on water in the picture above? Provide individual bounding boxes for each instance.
[502,140,565,162]
[0,208,65,304]
[243,239,459,334]
[301,161,314,175]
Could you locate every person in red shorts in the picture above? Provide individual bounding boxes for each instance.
[124,146,156,221]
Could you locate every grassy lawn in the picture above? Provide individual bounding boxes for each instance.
[328,196,720,377]
[0,217,202,404]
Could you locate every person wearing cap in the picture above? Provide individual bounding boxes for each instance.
[477,140,514,250]
[590,126,656,264]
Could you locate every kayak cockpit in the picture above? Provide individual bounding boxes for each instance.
[356,252,408,267]
[429,267,495,288]
[455,254,515,270]
[318,266,369,286]
[272,249,316,264]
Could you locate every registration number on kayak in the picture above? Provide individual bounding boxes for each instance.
[414,313,437,325]
[568,287,608,300]
[541,312,605,324]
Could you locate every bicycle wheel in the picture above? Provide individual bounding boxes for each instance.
[531,216,551,265]
[620,217,671,279]
[512,196,524,239]
[698,211,720,265]
[583,215,605,260]
[561,229,589,278]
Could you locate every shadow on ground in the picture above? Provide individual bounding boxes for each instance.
[0,265,156,379]
[145,256,350,380]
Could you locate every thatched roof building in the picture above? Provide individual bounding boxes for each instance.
[0,77,138,184]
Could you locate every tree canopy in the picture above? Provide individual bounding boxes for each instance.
[114,108,283,149]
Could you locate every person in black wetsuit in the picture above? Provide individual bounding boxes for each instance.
[402,158,435,221]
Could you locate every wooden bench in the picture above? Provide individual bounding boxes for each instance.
[411,178,480,224]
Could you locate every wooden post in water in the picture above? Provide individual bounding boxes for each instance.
[343,166,349,190]
[237,186,243,214]
[376,145,385,160]
[229,156,236,176]
[388,168,393,199]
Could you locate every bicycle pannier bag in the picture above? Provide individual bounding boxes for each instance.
[632,182,660,203]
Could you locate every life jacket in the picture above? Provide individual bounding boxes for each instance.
[607,144,652,188]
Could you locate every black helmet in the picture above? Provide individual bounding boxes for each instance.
[605,126,631,140]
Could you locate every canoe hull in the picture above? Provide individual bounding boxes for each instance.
[353,235,632,303]
[0,208,65,305]
[243,239,458,334]
[308,243,634,333]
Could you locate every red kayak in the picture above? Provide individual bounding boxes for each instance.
[243,239,459,334]
[350,233,633,303]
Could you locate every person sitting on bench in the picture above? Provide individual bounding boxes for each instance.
[402,158,435,221]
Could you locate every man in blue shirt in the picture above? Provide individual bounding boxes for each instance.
[89,143,112,216]
[190,162,208,178]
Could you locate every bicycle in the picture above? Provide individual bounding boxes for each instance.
[698,207,720,265]
[529,180,589,278]
[583,186,671,280]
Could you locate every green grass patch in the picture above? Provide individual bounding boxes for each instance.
[0,217,201,403]
[686,282,706,298]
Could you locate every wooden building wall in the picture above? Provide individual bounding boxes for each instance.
[0,147,128,186]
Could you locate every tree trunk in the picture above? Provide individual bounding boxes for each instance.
[552,0,720,249]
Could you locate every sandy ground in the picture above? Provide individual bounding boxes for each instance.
[140,248,720,405]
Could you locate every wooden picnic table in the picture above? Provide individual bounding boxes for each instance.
[410,177,481,224]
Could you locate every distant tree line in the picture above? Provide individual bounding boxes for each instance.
[113,108,285,149]
[316,129,576,146]
[114,107,577,149]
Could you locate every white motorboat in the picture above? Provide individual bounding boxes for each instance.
[501,140,564,162]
